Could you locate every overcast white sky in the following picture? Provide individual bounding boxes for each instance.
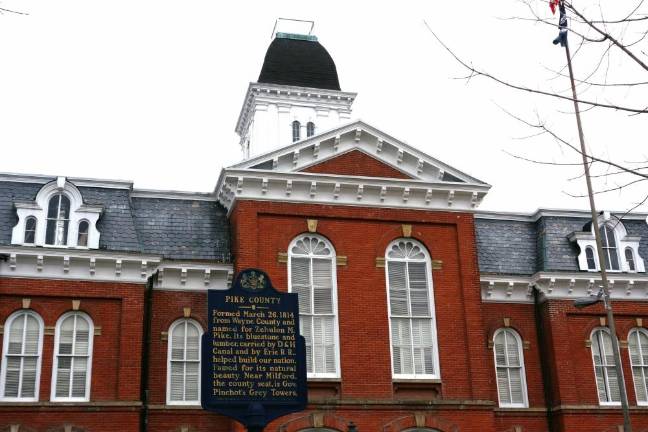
[1,0,646,214]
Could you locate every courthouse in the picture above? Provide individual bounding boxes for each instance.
[1,28,648,432]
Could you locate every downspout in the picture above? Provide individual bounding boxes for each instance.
[533,287,556,432]
[140,271,156,432]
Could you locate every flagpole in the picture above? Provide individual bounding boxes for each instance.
[562,17,633,432]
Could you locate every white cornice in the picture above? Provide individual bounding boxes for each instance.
[476,209,648,222]
[216,168,489,216]
[0,172,133,189]
[130,189,218,202]
[481,272,648,304]
[235,82,357,136]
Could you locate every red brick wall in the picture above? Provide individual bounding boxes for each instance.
[0,278,144,431]
[300,149,413,179]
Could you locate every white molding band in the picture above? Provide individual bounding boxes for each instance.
[481,272,648,304]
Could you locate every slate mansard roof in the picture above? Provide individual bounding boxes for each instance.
[0,177,230,261]
[476,212,648,275]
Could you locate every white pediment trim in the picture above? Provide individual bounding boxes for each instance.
[481,272,648,304]
[216,168,490,216]
[230,120,489,185]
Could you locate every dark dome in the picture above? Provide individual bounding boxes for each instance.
[258,33,341,91]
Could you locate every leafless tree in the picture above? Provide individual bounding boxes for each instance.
[424,0,648,212]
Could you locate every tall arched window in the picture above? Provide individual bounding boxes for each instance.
[288,234,339,377]
[46,193,71,246]
[24,217,37,244]
[599,224,620,271]
[77,221,89,247]
[493,328,528,407]
[591,328,621,404]
[51,312,93,401]
[292,120,301,142]
[0,310,44,401]
[167,319,202,404]
[629,328,648,405]
[585,247,596,270]
[385,239,439,378]
[306,122,315,137]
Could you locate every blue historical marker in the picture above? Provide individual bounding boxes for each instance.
[202,269,307,431]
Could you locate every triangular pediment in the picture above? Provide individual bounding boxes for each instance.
[230,120,487,185]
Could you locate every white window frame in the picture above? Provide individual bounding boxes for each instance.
[287,234,341,379]
[493,328,529,408]
[50,311,94,402]
[166,318,203,405]
[0,310,44,402]
[628,328,648,406]
[591,327,622,406]
[385,238,440,380]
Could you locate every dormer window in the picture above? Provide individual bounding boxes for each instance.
[569,214,645,273]
[77,221,89,247]
[24,217,36,244]
[292,121,301,142]
[307,122,315,137]
[46,193,71,246]
[11,177,102,249]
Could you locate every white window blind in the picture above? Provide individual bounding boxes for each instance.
[167,319,201,404]
[493,328,528,407]
[52,312,93,401]
[591,328,621,404]
[289,235,339,377]
[386,239,439,378]
[629,328,648,405]
[1,311,43,401]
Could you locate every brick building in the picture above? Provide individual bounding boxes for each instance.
[1,29,648,432]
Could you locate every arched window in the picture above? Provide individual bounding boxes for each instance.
[288,234,339,377]
[77,221,89,247]
[493,328,528,407]
[385,239,439,378]
[585,247,596,270]
[599,224,620,271]
[306,122,315,137]
[591,328,621,404]
[167,319,202,404]
[46,193,71,246]
[51,312,93,401]
[626,248,636,272]
[628,328,648,405]
[24,217,36,244]
[292,120,301,142]
[0,310,44,401]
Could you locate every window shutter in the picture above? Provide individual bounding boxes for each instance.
[4,357,21,397]
[21,357,37,398]
[171,325,185,361]
[186,324,200,361]
[71,358,87,398]
[411,319,434,374]
[185,362,200,401]
[169,362,184,401]
[291,257,312,314]
[312,258,333,314]
[496,368,511,404]
[391,318,413,375]
[387,261,408,316]
[8,317,25,355]
[408,262,429,316]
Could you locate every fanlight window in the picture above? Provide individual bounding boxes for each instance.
[386,239,439,378]
[629,328,648,405]
[24,217,36,244]
[493,328,528,407]
[292,120,301,142]
[591,328,621,404]
[306,122,315,137]
[46,193,71,246]
[167,319,202,404]
[600,224,620,271]
[0,311,43,401]
[289,235,339,377]
[52,312,93,401]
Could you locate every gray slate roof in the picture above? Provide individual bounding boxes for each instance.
[0,179,230,261]
[476,215,648,275]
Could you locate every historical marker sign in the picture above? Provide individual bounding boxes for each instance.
[202,269,307,430]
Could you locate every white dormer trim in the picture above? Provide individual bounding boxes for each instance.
[568,214,645,273]
[11,177,103,249]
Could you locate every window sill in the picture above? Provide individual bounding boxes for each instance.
[392,378,442,384]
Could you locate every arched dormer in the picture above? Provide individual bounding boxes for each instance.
[568,212,645,273]
[11,177,102,249]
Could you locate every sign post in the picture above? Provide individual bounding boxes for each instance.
[202,269,307,431]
